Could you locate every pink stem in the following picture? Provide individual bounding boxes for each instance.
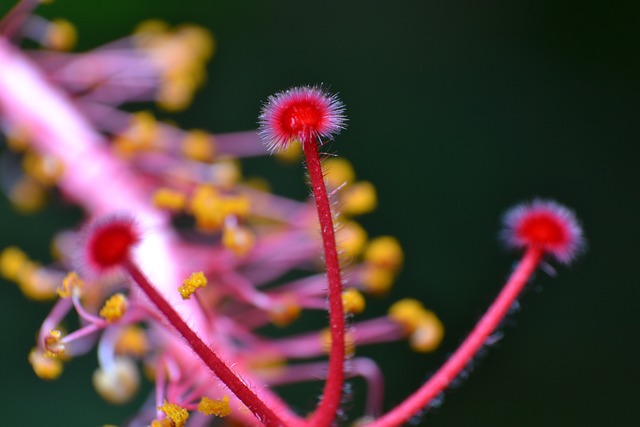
[123,258,291,427]
[367,246,544,427]
[302,139,346,427]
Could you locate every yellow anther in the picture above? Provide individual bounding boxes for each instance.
[321,328,356,356]
[410,311,445,353]
[57,271,84,298]
[212,159,242,189]
[337,222,368,259]
[181,130,216,162]
[342,181,377,216]
[17,264,58,301]
[176,25,216,61]
[29,348,63,380]
[360,265,395,296]
[151,420,173,427]
[342,288,366,315]
[10,177,47,213]
[46,19,77,51]
[0,246,28,281]
[389,299,444,352]
[158,400,189,427]
[224,195,251,218]
[247,352,286,372]
[44,329,65,357]
[153,188,186,211]
[364,236,404,272]
[388,299,426,333]
[113,112,157,157]
[93,357,140,404]
[115,326,149,357]
[22,151,64,186]
[99,293,128,322]
[222,224,255,256]
[189,186,225,231]
[275,141,302,163]
[324,158,356,188]
[198,395,232,417]
[269,295,301,327]
[179,271,207,300]
[158,74,197,111]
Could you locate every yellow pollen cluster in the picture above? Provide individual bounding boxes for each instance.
[178,271,207,299]
[341,288,366,314]
[44,329,65,357]
[274,141,302,163]
[134,21,215,112]
[324,158,356,188]
[153,188,187,211]
[0,246,58,300]
[9,177,48,213]
[388,299,444,353]
[269,295,301,327]
[361,236,404,296]
[222,224,255,256]
[151,420,173,427]
[158,401,189,427]
[113,111,157,158]
[22,151,64,186]
[45,19,77,51]
[28,347,63,380]
[114,326,149,357]
[336,222,368,259]
[0,246,28,281]
[181,130,216,162]
[198,395,232,417]
[57,271,84,298]
[342,181,377,216]
[188,185,250,232]
[99,293,129,322]
[321,328,356,356]
[323,158,377,216]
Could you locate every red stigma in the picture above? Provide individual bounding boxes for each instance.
[502,199,584,264]
[278,100,323,137]
[84,217,139,273]
[259,86,346,152]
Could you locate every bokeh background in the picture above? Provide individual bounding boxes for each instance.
[1,0,638,426]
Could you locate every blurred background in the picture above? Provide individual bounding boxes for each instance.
[1,0,638,425]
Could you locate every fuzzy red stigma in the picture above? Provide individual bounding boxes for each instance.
[259,86,345,152]
[83,216,140,274]
[502,199,585,264]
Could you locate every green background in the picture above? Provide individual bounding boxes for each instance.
[1,0,638,426]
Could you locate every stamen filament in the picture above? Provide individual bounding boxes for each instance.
[122,258,295,427]
[367,246,544,427]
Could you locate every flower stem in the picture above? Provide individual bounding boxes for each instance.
[123,258,289,427]
[367,246,544,427]
[302,139,346,427]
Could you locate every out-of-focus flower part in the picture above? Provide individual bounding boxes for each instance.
[0,2,584,427]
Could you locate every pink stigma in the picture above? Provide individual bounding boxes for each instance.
[83,216,140,273]
[259,86,345,151]
[502,199,585,264]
